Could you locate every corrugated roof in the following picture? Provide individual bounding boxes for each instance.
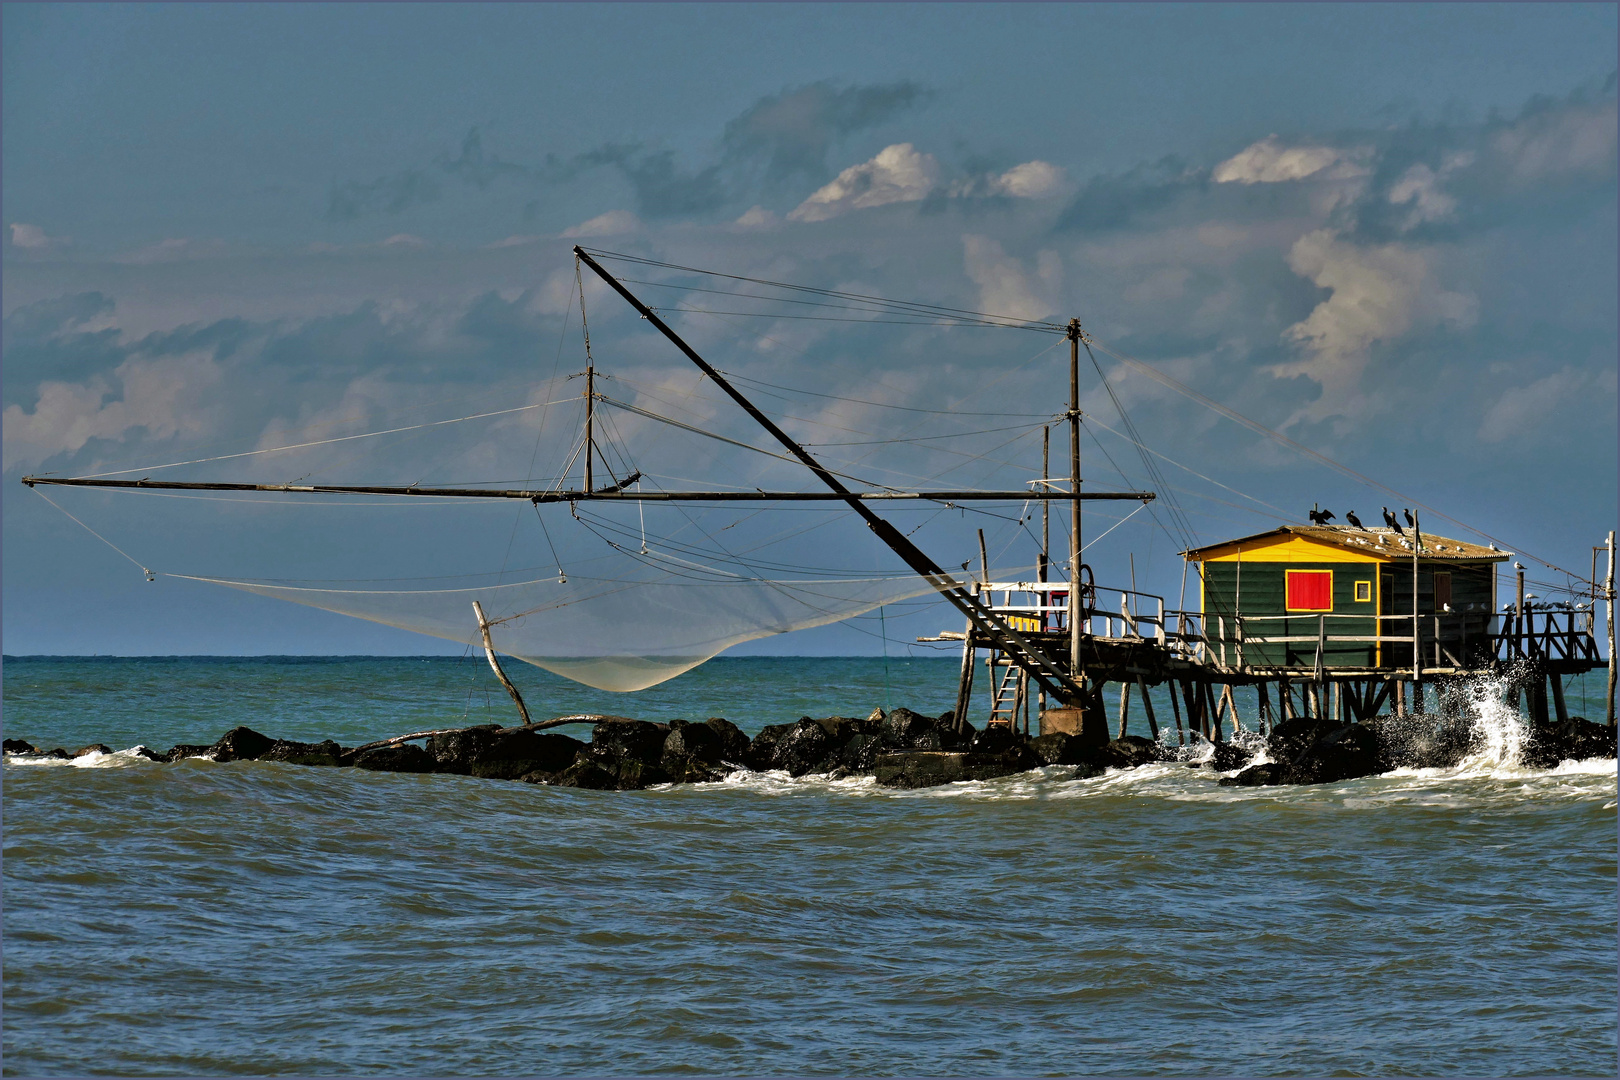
[1181,525,1510,562]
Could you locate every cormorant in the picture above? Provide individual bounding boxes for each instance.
[1345,510,1364,529]
[1403,508,1416,528]
[1382,507,1403,534]
[1307,504,1336,525]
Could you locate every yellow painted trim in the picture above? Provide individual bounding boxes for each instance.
[1285,568,1334,612]
[1354,580,1372,602]
[1199,534,1382,564]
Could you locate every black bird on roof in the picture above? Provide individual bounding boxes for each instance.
[1403,508,1416,528]
[1345,510,1364,529]
[1308,504,1336,525]
[1382,506,1403,534]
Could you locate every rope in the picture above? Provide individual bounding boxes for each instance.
[31,487,154,579]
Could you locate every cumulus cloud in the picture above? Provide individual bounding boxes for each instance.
[560,209,641,238]
[1477,366,1615,443]
[1213,135,1370,185]
[2,352,222,472]
[1488,95,1618,186]
[720,80,932,186]
[1386,152,1475,229]
[962,235,1062,322]
[1272,228,1475,422]
[987,160,1070,199]
[788,143,940,222]
[9,223,69,249]
[733,205,780,229]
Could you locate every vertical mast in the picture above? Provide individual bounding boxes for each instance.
[1607,530,1615,726]
[1040,426,1050,584]
[576,256,595,492]
[1068,319,1083,698]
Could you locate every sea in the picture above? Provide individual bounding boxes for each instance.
[3,655,1616,1077]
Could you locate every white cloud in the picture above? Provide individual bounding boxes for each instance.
[1387,151,1474,229]
[380,233,427,247]
[962,234,1062,323]
[987,160,1069,199]
[733,205,780,229]
[9,223,68,249]
[1213,135,1369,184]
[788,143,939,222]
[486,234,544,249]
[2,353,222,472]
[1477,366,1614,443]
[1271,229,1480,423]
[1490,98,1618,185]
[561,210,641,238]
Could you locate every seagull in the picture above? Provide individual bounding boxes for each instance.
[1403,508,1416,528]
[1345,510,1364,529]
[1382,507,1403,534]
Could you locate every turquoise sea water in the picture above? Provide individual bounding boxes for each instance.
[3,656,1616,1076]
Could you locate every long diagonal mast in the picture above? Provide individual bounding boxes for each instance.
[572,247,1117,703]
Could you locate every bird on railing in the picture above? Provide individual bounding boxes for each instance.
[1345,510,1365,529]
[1382,507,1403,534]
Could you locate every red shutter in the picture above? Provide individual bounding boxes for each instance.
[1286,570,1333,611]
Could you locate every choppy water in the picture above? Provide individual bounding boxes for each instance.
[4,657,1616,1076]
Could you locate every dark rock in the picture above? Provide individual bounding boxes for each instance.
[745,722,792,771]
[73,744,113,758]
[209,726,276,763]
[553,756,618,789]
[591,719,668,765]
[1219,763,1285,787]
[134,746,167,762]
[1281,723,1382,785]
[473,732,585,781]
[1030,731,1081,765]
[353,744,437,773]
[1102,735,1163,770]
[659,757,728,785]
[1362,713,1472,771]
[597,757,673,790]
[45,748,71,760]
[1266,717,1346,767]
[769,718,835,776]
[968,725,1023,755]
[880,707,944,751]
[165,744,214,762]
[704,718,751,764]
[1525,717,1617,768]
[664,720,722,763]
[424,724,503,773]
[3,739,38,754]
[261,739,349,767]
[874,746,1041,789]
[837,732,887,772]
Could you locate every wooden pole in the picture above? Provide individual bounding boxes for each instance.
[1067,319,1084,702]
[1607,531,1616,727]
[1220,683,1239,734]
[1169,679,1186,745]
[1549,672,1569,724]
[1257,680,1274,733]
[1137,677,1159,739]
[978,528,990,585]
[471,600,531,725]
[1039,428,1050,719]
[1117,680,1132,738]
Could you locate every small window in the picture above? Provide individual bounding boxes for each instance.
[1354,581,1372,602]
[1434,572,1452,610]
[1286,569,1333,611]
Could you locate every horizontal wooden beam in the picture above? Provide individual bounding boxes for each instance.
[20,476,1156,504]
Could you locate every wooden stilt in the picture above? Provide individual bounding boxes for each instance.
[1169,679,1186,745]
[1117,680,1132,739]
[1220,683,1239,733]
[1549,672,1570,724]
[1257,681,1274,734]
[1137,677,1159,739]
[1202,680,1222,742]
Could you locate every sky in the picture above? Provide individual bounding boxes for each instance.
[4,2,1617,668]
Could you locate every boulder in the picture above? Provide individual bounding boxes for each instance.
[663,720,722,763]
[165,744,215,762]
[768,718,835,776]
[1266,717,1345,766]
[837,732,887,772]
[475,731,586,781]
[352,744,437,773]
[703,718,751,764]
[1219,763,1285,787]
[745,722,792,771]
[968,725,1023,755]
[1362,713,1472,771]
[1525,717,1618,768]
[209,726,276,763]
[1102,735,1163,770]
[874,746,1041,789]
[552,756,618,790]
[133,746,168,762]
[424,724,503,773]
[590,719,668,765]
[1281,723,1382,785]
[261,739,349,767]
[3,739,38,754]
[879,707,944,751]
[72,744,113,758]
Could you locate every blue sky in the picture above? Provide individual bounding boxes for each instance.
[4,2,1616,664]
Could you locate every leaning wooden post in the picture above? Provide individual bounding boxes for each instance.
[1136,677,1159,739]
[1168,679,1186,745]
[1607,530,1616,727]
[1116,680,1132,739]
[472,600,531,725]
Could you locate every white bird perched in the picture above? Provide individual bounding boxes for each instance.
[1513,561,1524,570]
